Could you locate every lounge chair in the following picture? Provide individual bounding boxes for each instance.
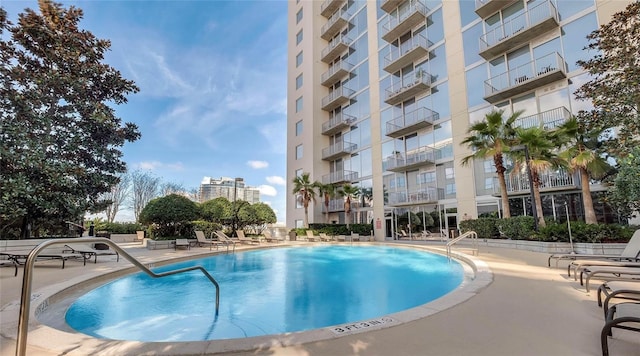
[569,260,640,278]
[63,243,120,264]
[319,233,333,242]
[351,233,360,242]
[136,230,145,243]
[395,230,409,240]
[263,230,284,243]
[581,265,640,292]
[601,302,640,356]
[548,230,640,268]
[597,281,640,316]
[337,235,346,242]
[174,238,190,250]
[306,230,319,242]
[214,231,237,252]
[2,249,86,269]
[0,258,18,276]
[194,230,224,250]
[236,230,260,244]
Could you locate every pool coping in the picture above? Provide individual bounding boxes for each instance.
[0,243,492,355]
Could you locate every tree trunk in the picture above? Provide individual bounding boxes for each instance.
[20,215,31,240]
[497,171,511,218]
[580,167,598,224]
[532,173,546,228]
[303,200,309,228]
[345,198,351,229]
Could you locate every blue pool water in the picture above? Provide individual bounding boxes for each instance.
[66,246,464,341]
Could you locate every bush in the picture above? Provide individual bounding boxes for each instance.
[192,220,222,239]
[460,218,500,239]
[94,221,143,234]
[140,194,199,237]
[308,223,373,236]
[497,216,536,240]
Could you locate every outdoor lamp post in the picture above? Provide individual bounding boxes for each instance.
[232,177,243,237]
[512,145,539,232]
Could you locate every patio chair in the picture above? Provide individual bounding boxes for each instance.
[601,302,640,356]
[395,230,409,240]
[306,230,319,242]
[236,230,260,244]
[174,239,190,250]
[1,249,85,269]
[63,243,119,264]
[351,233,360,242]
[581,265,640,292]
[214,231,237,252]
[136,230,145,243]
[0,258,18,276]
[548,230,640,268]
[569,260,640,278]
[597,281,640,317]
[263,230,284,243]
[194,230,223,251]
[319,233,333,242]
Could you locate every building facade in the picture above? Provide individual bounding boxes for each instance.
[199,177,261,204]
[286,0,630,239]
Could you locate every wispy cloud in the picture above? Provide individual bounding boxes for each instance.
[134,161,184,171]
[257,185,277,197]
[266,176,286,186]
[247,160,269,169]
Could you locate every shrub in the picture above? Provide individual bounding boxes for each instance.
[94,221,143,234]
[192,220,223,239]
[139,194,199,237]
[460,218,500,239]
[308,223,373,236]
[497,216,536,240]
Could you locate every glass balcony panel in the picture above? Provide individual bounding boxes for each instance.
[321,112,357,135]
[386,107,438,138]
[514,107,571,129]
[385,71,432,105]
[383,34,432,74]
[388,187,443,206]
[492,169,579,195]
[321,60,354,87]
[382,2,429,42]
[479,0,559,60]
[320,0,346,18]
[322,140,357,161]
[475,0,519,18]
[328,198,344,212]
[321,87,355,111]
[381,0,405,13]
[321,35,352,63]
[385,146,437,172]
[321,9,351,41]
[322,170,358,184]
[484,52,566,103]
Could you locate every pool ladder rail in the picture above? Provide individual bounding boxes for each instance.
[15,237,221,356]
[446,230,479,258]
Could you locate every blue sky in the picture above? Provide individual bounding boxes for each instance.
[3,0,289,223]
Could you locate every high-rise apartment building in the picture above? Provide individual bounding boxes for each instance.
[199,177,261,204]
[286,0,630,240]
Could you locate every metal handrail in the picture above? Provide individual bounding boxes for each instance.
[446,230,478,258]
[15,237,220,356]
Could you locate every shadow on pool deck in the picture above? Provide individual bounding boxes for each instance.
[1,241,639,356]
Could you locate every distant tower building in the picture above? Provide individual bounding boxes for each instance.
[199,177,261,204]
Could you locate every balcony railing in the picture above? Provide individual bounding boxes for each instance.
[321,9,351,41]
[514,107,571,130]
[388,187,444,206]
[320,0,346,18]
[321,60,354,87]
[484,52,566,103]
[322,170,358,185]
[321,35,352,63]
[385,145,437,172]
[382,1,429,42]
[386,107,438,138]
[322,112,357,135]
[328,198,345,212]
[322,140,357,161]
[479,0,559,59]
[321,86,355,111]
[381,0,405,13]
[493,169,579,195]
[385,71,432,105]
[475,0,519,18]
[383,34,432,74]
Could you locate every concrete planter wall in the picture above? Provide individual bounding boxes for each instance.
[453,238,627,255]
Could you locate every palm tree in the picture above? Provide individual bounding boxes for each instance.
[315,182,336,223]
[339,183,360,229]
[292,172,316,228]
[556,117,611,224]
[461,110,521,218]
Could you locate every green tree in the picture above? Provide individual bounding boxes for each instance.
[608,148,640,219]
[250,202,277,233]
[139,194,199,237]
[315,182,336,223]
[461,110,520,219]
[0,1,140,238]
[339,184,360,229]
[556,118,611,224]
[200,197,231,224]
[292,172,316,228]
[574,2,640,157]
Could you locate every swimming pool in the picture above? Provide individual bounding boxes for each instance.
[65,245,464,342]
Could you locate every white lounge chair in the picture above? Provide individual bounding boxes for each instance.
[597,281,640,316]
[601,302,640,356]
[194,230,223,250]
[174,239,190,250]
[319,233,333,242]
[236,230,260,244]
[63,243,119,264]
[214,231,237,252]
[351,233,360,242]
[306,230,319,242]
[263,230,284,243]
[548,230,640,268]
[2,249,85,269]
[581,265,640,292]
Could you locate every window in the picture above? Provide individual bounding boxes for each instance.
[295,120,303,136]
[295,219,304,227]
[296,74,303,89]
[296,30,303,45]
[296,51,303,67]
[445,167,455,179]
[446,183,456,195]
[485,178,494,190]
[295,97,303,112]
[295,169,303,177]
[462,23,483,66]
[296,144,303,160]
[296,8,303,24]
[484,160,494,173]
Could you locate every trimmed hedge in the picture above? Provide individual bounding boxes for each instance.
[306,223,373,236]
[94,221,144,234]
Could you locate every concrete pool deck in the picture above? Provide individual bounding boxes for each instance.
[1,241,639,356]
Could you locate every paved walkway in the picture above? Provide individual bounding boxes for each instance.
[1,241,638,356]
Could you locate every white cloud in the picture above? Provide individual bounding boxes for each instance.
[258,185,277,197]
[266,176,286,186]
[247,160,269,169]
[134,161,184,171]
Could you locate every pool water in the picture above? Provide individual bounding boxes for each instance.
[65,246,464,341]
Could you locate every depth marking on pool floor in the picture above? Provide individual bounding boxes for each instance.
[328,317,397,335]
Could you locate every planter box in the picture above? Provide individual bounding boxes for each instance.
[452,238,627,255]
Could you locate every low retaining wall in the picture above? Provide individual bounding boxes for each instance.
[452,238,627,255]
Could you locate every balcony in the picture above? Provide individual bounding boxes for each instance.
[321,9,350,41]
[321,86,355,111]
[322,170,358,185]
[321,35,352,63]
[320,0,346,18]
[475,0,519,18]
[381,0,405,13]
[385,145,436,172]
[381,2,429,42]
[383,35,432,74]
[385,71,432,105]
[386,107,438,138]
[484,52,566,103]
[321,60,354,87]
[388,187,443,206]
[322,112,357,135]
[493,169,579,195]
[322,140,357,161]
[328,198,345,212]
[514,107,571,130]
[479,0,559,60]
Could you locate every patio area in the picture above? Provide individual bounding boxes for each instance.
[1,240,638,356]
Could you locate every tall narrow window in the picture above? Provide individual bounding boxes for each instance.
[296,51,303,67]
[295,97,303,112]
[296,145,303,160]
[296,74,303,89]
[296,29,303,45]
[296,8,303,24]
[295,120,303,136]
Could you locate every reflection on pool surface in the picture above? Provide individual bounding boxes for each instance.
[66,245,464,341]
